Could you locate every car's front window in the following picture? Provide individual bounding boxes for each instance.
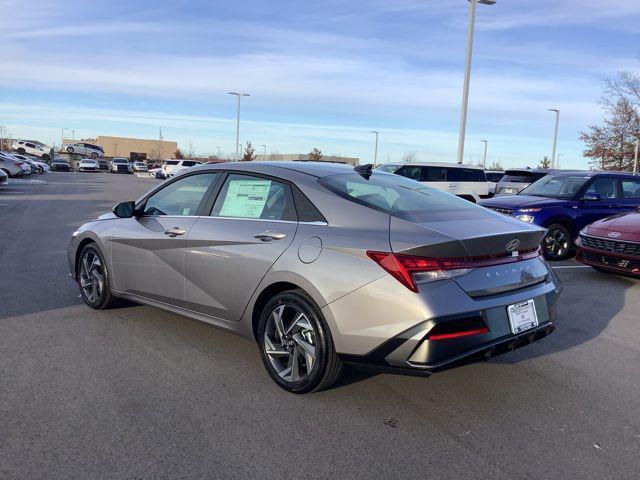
[519,175,590,199]
[320,172,480,222]
[144,173,218,216]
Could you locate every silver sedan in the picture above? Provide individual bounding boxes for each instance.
[68,162,562,393]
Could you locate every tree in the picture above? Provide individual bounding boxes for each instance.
[242,141,256,161]
[267,151,283,161]
[174,149,185,159]
[487,160,503,171]
[402,151,417,162]
[539,156,551,169]
[308,148,322,161]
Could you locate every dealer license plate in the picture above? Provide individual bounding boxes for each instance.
[507,299,539,334]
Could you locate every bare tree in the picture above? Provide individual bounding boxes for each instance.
[308,148,323,161]
[267,151,283,161]
[539,156,551,169]
[242,141,256,161]
[487,160,503,171]
[402,151,417,162]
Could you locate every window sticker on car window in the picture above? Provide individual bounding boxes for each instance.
[219,179,272,218]
[182,207,191,215]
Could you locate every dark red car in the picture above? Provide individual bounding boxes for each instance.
[575,209,640,276]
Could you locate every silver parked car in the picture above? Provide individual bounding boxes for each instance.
[68,162,562,393]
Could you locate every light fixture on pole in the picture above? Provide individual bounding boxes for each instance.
[480,139,488,168]
[261,144,267,159]
[370,131,379,167]
[548,108,560,169]
[228,92,250,161]
[456,0,496,164]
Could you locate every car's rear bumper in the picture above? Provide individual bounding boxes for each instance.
[575,247,640,276]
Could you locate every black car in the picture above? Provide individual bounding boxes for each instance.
[51,159,72,172]
[98,159,109,171]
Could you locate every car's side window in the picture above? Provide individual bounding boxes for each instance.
[621,179,640,199]
[210,174,295,221]
[396,166,422,182]
[143,173,218,216]
[585,177,618,199]
[423,167,446,181]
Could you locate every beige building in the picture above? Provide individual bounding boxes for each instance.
[62,135,178,161]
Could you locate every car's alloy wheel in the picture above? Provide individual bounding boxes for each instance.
[258,290,342,393]
[66,147,74,153]
[543,223,572,260]
[77,244,119,309]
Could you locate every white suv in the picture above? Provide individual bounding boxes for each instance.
[378,162,489,202]
[12,140,52,160]
[64,142,104,158]
[161,159,203,177]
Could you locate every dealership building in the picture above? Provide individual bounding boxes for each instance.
[62,135,178,161]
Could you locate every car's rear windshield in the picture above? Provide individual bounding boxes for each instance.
[519,174,590,199]
[319,172,480,222]
[485,172,504,183]
[113,159,128,163]
[501,171,548,183]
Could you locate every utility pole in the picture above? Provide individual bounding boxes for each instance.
[0,125,4,152]
[216,146,221,157]
[548,108,560,169]
[634,139,639,173]
[456,0,497,164]
[228,92,250,161]
[481,139,488,168]
[371,131,379,167]
[261,144,267,159]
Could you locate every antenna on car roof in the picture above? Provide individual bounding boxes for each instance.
[354,163,374,179]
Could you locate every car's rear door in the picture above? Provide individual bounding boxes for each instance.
[184,172,298,321]
[110,172,220,305]
[619,177,640,211]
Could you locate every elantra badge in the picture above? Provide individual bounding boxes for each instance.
[505,239,520,252]
[608,232,621,238]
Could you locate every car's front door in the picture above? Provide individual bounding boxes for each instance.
[110,172,220,305]
[577,176,623,230]
[184,173,298,321]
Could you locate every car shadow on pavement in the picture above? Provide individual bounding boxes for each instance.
[494,268,637,364]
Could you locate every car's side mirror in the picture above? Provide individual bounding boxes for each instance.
[580,192,601,202]
[113,201,136,218]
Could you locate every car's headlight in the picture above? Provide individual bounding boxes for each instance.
[515,214,535,223]
[518,208,542,213]
[72,229,81,237]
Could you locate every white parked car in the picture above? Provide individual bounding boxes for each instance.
[12,140,52,160]
[161,159,203,177]
[485,170,505,196]
[378,162,489,202]
[64,142,104,158]
[110,158,133,174]
[78,159,99,172]
[133,161,148,172]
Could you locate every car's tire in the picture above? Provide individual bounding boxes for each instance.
[42,154,50,161]
[543,223,573,260]
[1,168,10,177]
[66,147,74,154]
[16,148,26,155]
[258,290,342,393]
[91,152,98,159]
[77,243,120,310]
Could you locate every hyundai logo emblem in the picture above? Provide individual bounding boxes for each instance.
[608,232,622,238]
[505,239,520,252]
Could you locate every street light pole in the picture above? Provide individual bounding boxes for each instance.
[481,139,488,168]
[216,146,221,157]
[228,92,250,161]
[634,139,639,173]
[371,131,379,167]
[261,144,267,160]
[548,108,560,169]
[456,0,496,164]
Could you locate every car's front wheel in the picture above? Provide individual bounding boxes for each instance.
[66,147,74,154]
[17,148,26,155]
[77,243,120,309]
[543,223,573,260]
[91,152,98,159]
[258,290,342,393]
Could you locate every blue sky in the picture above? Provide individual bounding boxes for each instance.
[2,0,640,168]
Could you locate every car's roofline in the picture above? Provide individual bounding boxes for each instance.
[381,161,485,170]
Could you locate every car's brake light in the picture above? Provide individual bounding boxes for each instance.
[427,327,489,341]
[366,248,539,292]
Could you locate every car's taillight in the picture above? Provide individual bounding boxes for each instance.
[367,248,539,292]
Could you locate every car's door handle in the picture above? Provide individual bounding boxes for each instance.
[164,227,187,237]
[254,231,286,241]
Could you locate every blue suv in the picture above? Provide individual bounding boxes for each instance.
[479,171,640,260]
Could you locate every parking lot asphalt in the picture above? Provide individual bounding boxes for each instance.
[1,172,639,480]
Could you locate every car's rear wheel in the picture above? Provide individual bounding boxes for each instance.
[543,223,573,260]
[17,148,25,155]
[258,290,342,393]
[66,147,74,154]
[91,152,98,159]
[77,243,120,309]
